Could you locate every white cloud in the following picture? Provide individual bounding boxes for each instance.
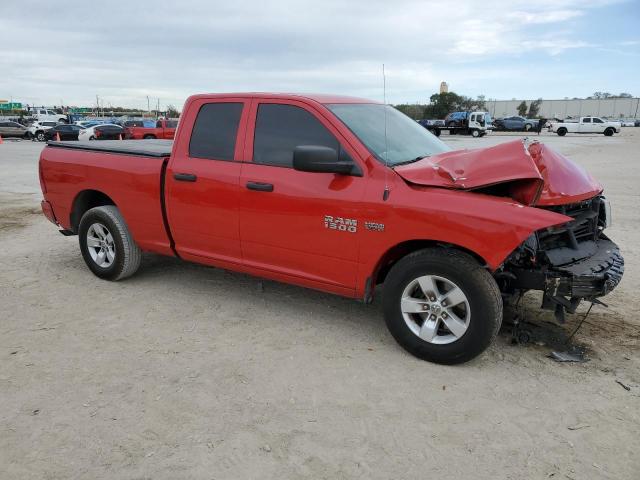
[0,0,634,107]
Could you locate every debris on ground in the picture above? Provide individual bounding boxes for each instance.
[615,380,631,391]
[548,346,589,363]
[567,424,590,431]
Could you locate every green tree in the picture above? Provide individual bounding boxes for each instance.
[527,99,543,118]
[517,101,528,116]
[166,104,180,118]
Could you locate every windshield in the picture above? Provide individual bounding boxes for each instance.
[327,103,451,166]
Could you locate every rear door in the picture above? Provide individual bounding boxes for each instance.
[165,98,249,265]
[238,99,366,291]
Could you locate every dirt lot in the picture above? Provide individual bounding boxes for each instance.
[1,131,639,479]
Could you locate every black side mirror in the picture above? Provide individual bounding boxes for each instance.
[293,145,358,175]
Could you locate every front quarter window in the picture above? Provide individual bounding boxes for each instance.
[327,103,450,166]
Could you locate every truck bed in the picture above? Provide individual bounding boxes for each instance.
[46,139,173,157]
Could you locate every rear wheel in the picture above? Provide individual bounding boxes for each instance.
[604,127,614,136]
[383,248,502,364]
[557,127,567,136]
[78,206,142,281]
[36,131,45,142]
[143,134,156,139]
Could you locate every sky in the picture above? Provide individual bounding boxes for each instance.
[1,0,638,110]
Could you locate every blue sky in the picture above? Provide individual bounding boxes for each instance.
[0,0,638,109]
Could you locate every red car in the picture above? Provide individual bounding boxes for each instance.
[125,118,178,140]
[38,93,623,364]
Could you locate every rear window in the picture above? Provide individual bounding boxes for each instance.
[189,103,243,161]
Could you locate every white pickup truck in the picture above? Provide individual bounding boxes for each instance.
[549,116,621,136]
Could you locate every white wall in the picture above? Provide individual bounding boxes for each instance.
[487,98,640,119]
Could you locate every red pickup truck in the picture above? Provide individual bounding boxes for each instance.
[38,93,623,364]
[125,118,178,140]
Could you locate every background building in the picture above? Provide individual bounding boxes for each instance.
[487,97,640,119]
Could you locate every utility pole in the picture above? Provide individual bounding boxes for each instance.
[147,96,150,116]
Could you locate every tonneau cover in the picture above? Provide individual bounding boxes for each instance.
[46,139,173,157]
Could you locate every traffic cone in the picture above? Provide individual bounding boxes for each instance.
[56,132,61,141]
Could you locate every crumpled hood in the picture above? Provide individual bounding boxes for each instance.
[394,140,602,206]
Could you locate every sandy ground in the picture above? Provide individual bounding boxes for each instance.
[1,131,639,479]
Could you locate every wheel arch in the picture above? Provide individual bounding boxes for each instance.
[70,189,117,233]
[365,240,489,302]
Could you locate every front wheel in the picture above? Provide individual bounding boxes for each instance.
[383,248,502,364]
[78,206,142,281]
[557,128,567,136]
[471,129,480,137]
[36,131,45,142]
[604,127,614,136]
[524,123,532,131]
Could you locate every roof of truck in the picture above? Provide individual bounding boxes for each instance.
[188,93,381,104]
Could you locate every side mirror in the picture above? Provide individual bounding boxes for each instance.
[293,145,358,175]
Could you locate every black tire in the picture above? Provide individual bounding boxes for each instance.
[524,123,532,131]
[78,206,142,281]
[382,248,502,364]
[89,136,95,140]
[471,129,480,137]
[143,134,156,139]
[36,131,45,142]
[604,127,614,137]
[557,128,567,136]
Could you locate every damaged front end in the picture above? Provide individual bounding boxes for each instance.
[498,195,624,322]
[394,138,624,322]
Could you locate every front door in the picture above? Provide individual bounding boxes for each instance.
[238,100,366,291]
[165,98,249,266]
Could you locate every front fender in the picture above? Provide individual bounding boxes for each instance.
[358,186,572,297]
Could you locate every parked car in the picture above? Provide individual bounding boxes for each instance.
[29,121,59,141]
[444,111,469,127]
[78,124,124,141]
[548,117,621,136]
[125,119,178,139]
[493,116,538,132]
[44,124,84,141]
[418,119,445,128]
[38,92,623,365]
[618,118,635,127]
[635,119,640,127]
[0,120,29,138]
[28,108,68,124]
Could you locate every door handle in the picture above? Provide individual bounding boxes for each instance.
[246,181,274,192]
[174,173,197,182]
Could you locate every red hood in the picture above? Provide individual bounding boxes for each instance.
[394,140,602,206]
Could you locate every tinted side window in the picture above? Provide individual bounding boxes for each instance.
[583,118,591,123]
[253,104,339,167]
[593,118,603,123]
[189,103,243,161]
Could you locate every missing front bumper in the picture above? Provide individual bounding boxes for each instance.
[508,238,624,299]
